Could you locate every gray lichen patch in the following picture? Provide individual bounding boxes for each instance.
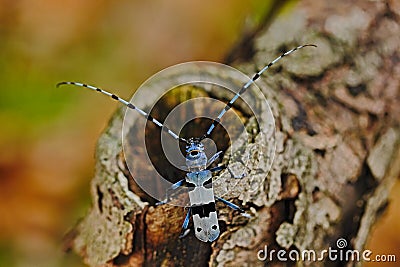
[255,9,308,52]
[273,138,322,251]
[324,7,372,46]
[276,222,298,249]
[330,141,362,184]
[284,36,341,78]
[367,128,400,181]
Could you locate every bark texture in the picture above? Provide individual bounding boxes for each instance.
[66,0,400,266]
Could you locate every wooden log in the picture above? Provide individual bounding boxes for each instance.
[65,0,400,266]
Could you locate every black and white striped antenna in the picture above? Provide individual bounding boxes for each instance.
[56,81,189,144]
[200,44,316,140]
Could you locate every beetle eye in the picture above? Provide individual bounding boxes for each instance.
[190,150,199,156]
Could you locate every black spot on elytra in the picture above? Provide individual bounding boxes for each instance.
[192,202,216,217]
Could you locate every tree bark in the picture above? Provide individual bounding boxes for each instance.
[65,0,400,266]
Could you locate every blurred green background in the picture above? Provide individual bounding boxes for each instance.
[0,1,398,266]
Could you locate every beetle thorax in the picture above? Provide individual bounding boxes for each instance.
[185,139,207,172]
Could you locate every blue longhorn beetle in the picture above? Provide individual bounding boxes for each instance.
[58,44,315,242]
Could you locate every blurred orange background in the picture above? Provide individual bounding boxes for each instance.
[0,1,398,266]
